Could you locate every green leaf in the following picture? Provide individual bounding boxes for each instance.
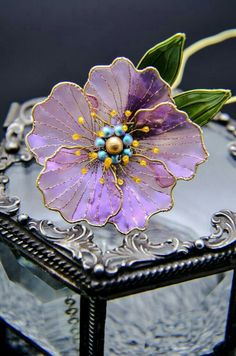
[174,89,231,126]
[137,33,186,86]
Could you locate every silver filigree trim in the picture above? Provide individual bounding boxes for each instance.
[0,98,44,171]
[19,210,236,275]
[27,219,102,270]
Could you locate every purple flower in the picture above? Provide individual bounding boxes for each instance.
[27,58,208,234]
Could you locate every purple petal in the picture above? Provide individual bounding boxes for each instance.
[109,159,175,234]
[38,147,122,225]
[84,57,172,123]
[135,103,208,179]
[27,82,99,165]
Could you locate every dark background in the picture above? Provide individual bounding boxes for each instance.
[1,0,236,123]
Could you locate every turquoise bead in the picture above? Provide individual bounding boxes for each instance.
[123,148,133,157]
[114,125,124,136]
[111,155,121,164]
[98,150,108,161]
[95,137,105,148]
[102,126,113,137]
[123,134,133,146]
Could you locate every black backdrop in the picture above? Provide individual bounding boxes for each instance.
[1,0,236,122]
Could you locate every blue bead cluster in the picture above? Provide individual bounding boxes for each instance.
[94,125,133,164]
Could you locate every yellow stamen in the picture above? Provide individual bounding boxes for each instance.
[72,133,81,140]
[122,155,129,165]
[78,116,84,124]
[140,159,147,167]
[81,168,88,175]
[97,131,105,137]
[104,157,112,169]
[152,147,160,154]
[88,152,98,160]
[133,176,141,183]
[124,110,132,118]
[141,126,150,133]
[117,178,124,186]
[132,140,140,148]
[110,109,117,117]
[75,150,81,156]
[91,111,97,118]
[122,124,128,132]
[99,177,105,184]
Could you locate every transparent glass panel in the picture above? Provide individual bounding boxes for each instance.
[0,242,80,355]
[105,272,233,355]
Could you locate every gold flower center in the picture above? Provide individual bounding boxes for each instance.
[106,137,123,154]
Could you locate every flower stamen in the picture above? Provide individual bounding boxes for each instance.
[124,110,132,118]
[75,150,81,156]
[81,167,88,175]
[132,140,140,148]
[72,133,81,140]
[88,152,98,160]
[78,116,85,124]
[104,157,112,170]
[133,176,142,183]
[152,147,160,154]
[110,109,117,117]
[117,178,124,186]
[139,159,147,166]
[122,124,128,132]
[99,177,105,184]
[122,155,129,165]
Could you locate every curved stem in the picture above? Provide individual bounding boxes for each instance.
[172,29,236,106]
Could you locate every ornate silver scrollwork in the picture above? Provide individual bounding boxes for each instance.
[0,98,43,171]
[22,210,236,275]
[27,219,102,270]
[102,234,192,274]
[0,174,20,215]
[203,210,236,249]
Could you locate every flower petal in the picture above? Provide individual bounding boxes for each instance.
[134,103,208,179]
[84,57,172,123]
[38,147,122,226]
[27,82,99,165]
[109,159,175,234]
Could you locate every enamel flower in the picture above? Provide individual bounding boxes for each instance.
[27,57,208,234]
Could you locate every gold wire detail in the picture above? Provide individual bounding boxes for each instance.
[75,150,81,156]
[91,111,97,118]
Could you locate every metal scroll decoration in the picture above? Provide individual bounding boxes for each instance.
[0,98,43,171]
[0,99,235,275]
[27,219,102,270]
[21,210,236,275]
